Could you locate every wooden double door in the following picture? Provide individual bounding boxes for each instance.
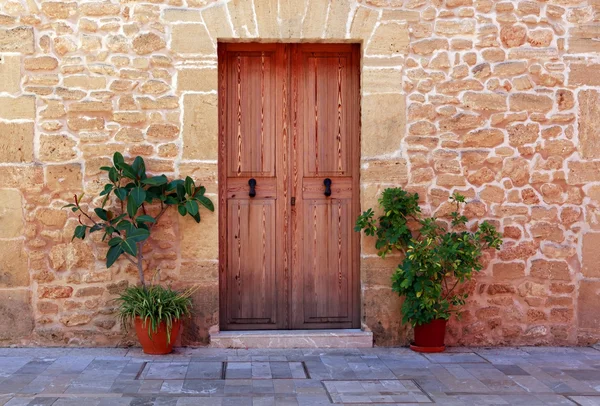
[218,43,360,330]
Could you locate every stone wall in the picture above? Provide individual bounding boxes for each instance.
[0,0,599,347]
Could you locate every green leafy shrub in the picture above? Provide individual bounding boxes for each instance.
[64,152,214,340]
[65,152,214,287]
[355,188,502,327]
[117,284,194,344]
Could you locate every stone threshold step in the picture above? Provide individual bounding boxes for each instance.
[210,329,373,349]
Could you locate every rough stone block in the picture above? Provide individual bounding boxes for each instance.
[179,209,218,260]
[203,4,233,40]
[362,69,402,94]
[0,27,34,54]
[182,93,218,160]
[0,290,33,341]
[0,96,35,120]
[177,68,217,92]
[361,159,408,185]
[361,94,405,157]
[0,54,21,94]
[350,6,378,40]
[324,0,351,38]
[254,0,278,38]
[568,161,600,185]
[0,189,23,238]
[0,122,34,163]
[578,90,600,159]
[582,233,600,277]
[569,64,600,86]
[39,134,77,162]
[45,163,82,190]
[578,280,600,329]
[302,0,328,39]
[227,0,257,37]
[510,93,553,113]
[171,24,214,54]
[367,23,410,55]
[0,239,28,287]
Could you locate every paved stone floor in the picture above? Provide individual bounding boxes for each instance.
[2,347,600,405]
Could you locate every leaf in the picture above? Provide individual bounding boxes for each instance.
[194,186,206,197]
[114,187,128,201]
[177,205,187,216]
[127,195,139,218]
[100,166,113,172]
[116,220,135,234]
[132,156,146,178]
[90,224,103,233]
[176,183,186,200]
[196,195,214,212]
[142,175,168,186]
[184,176,194,196]
[191,211,201,223]
[106,245,123,268]
[62,203,75,209]
[72,225,86,240]
[166,179,183,192]
[185,200,199,216]
[94,208,108,221]
[120,238,138,256]
[119,163,137,180]
[127,228,150,243]
[113,152,125,166]
[164,195,178,205]
[108,167,119,183]
[136,215,156,224]
[130,187,146,207]
[108,237,122,247]
[99,184,113,196]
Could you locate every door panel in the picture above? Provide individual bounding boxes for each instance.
[219,43,288,330]
[226,51,275,177]
[227,199,276,325]
[291,44,360,329]
[219,43,359,330]
[301,199,351,324]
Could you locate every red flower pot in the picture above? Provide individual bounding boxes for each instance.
[410,319,446,353]
[134,316,181,355]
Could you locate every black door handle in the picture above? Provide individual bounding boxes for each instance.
[324,178,332,197]
[248,178,256,197]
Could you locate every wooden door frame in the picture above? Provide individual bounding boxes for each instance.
[218,42,361,331]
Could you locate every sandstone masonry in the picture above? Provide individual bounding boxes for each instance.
[0,0,599,347]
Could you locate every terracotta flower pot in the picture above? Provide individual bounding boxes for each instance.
[410,319,447,353]
[134,316,181,355]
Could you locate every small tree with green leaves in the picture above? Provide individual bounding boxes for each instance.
[65,152,214,288]
[355,188,502,327]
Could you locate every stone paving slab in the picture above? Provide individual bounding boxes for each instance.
[2,347,600,405]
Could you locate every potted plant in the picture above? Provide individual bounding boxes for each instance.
[355,188,502,353]
[64,152,214,354]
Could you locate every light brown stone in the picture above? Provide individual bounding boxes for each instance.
[24,56,58,71]
[568,161,600,185]
[0,122,34,163]
[569,64,600,86]
[530,259,570,280]
[0,96,35,120]
[411,38,449,55]
[0,55,21,94]
[493,262,525,280]
[132,32,165,55]
[501,25,527,48]
[361,160,408,185]
[0,290,33,341]
[463,92,507,111]
[510,93,553,113]
[578,90,600,159]
[227,0,257,37]
[507,123,539,147]
[177,68,217,92]
[40,134,77,162]
[579,280,600,329]
[367,23,410,55]
[183,93,217,160]
[171,24,214,54]
[0,189,23,239]
[0,26,34,54]
[362,94,405,157]
[582,233,600,277]
[0,239,28,288]
[46,164,82,190]
[147,124,179,140]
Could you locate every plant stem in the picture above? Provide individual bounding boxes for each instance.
[137,241,145,288]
